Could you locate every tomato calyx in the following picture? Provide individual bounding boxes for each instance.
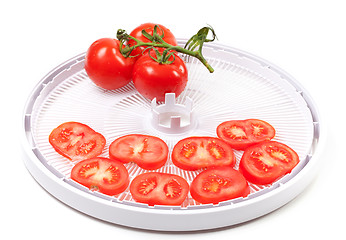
[117,25,216,73]
[147,48,176,65]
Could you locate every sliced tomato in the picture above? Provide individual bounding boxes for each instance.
[171,137,235,171]
[130,172,189,206]
[216,119,276,150]
[190,166,250,204]
[49,122,106,161]
[239,141,300,185]
[109,134,168,170]
[71,157,129,196]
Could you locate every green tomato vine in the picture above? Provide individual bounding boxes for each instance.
[116,25,217,73]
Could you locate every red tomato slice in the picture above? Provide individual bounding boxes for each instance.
[239,141,300,185]
[71,157,129,196]
[172,137,236,171]
[190,166,250,204]
[217,119,276,150]
[109,134,168,170]
[49,122,106,161]
[130,172,189,206]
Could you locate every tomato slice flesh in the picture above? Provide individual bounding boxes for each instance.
[239,141,300,185]
[109,134,168,170]
[130,172,189,206]
[71,157,129,196]
[49,122,106,161]
[172,137,235,171]
[190,166,250,204]
[217,119,275,150]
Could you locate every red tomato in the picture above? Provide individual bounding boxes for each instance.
[239,141,300,185]
[172,137,236,171]
[128,23,177,59]
[190,166,250,204]
[132,51,188,101]
[71,157,129,196]
[109,134,168,170]
[217,119,276,150]
[49,122,106,161]
[84,38,135,90]
[130,172,189,206]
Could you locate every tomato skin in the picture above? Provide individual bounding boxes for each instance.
[84,38,135,90]
[190,166,250,204]
[172,137,236,171]
[71,157,129,196]
[128,23,177,60]
[130,172,189,206]
[49,122,106,161]
[109,134,169,170]
[216,119,276,150]
[132,52,188,101]
[239,141,300,185]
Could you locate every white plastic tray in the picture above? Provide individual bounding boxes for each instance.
[21,39,323,231]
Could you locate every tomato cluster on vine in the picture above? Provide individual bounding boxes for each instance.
[84,23,188,101]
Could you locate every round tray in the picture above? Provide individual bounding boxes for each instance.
[21,39,323,231]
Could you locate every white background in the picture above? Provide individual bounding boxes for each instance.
[2,0,345,239]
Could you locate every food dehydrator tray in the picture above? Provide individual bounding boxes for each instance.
[21,39,323,231]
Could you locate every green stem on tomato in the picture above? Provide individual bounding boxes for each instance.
[117,26,216,73]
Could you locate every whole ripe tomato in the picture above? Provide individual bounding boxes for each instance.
[132,51,188,101]
[128,23,177,59]
[84,38,135,90]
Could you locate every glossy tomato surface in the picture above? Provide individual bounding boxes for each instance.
[84,38,135,90]
[239,141,300,185]
[128,23,177,59]
[190,166,250,204]
[71,157,129,196]
[130,172,189,206]
[49,122,106,161]
[172,137,235,171]
[217,119,276,150]
[109,134,168,170]
[132,51,188,101]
